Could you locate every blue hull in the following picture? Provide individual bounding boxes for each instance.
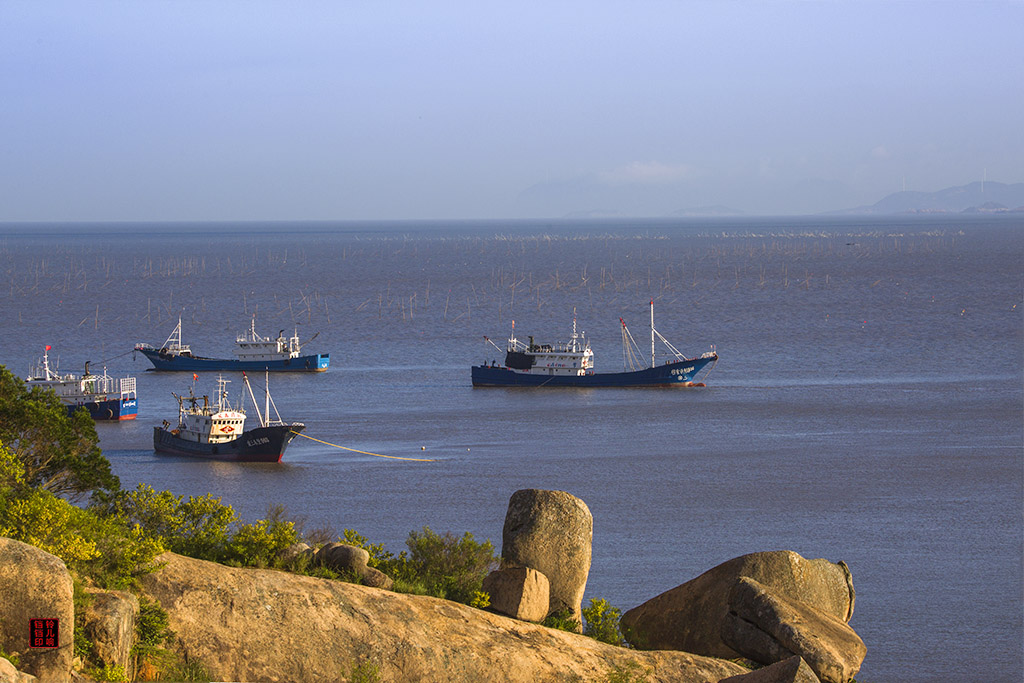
[471,354,717,387]
[139,348,329,372]
[67,397,138,421]
[153,423,304,462]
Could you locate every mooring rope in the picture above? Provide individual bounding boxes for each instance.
[291,431,435,462]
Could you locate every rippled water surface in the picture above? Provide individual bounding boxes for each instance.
[1,216,1021,681]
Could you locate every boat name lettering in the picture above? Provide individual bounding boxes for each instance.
[671,367,695,375]
[247,436,271,447]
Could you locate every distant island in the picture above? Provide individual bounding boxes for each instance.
[829,180,1024,215]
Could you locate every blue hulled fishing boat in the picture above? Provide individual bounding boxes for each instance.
[153,373,304,462]
[472,303,717,388]
[26,347,138,420]
[135,316,330,372]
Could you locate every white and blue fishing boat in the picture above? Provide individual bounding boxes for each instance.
[153,373,304,462]
[135,316,330,372]
[26,346,138,421]
[472,302,717,388]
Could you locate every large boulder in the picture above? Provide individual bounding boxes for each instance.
[0,657,37,683]
[0,538,73,683]
[501,489,592,625]
[722,578,865,683]
[482,566,550,623]
[141,552,746,683]
[315,543,370,575]
[82,589,139,673]
[620,551,855,657]
[315,543,392,589]
[719,656,821,683]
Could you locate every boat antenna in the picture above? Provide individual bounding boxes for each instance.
[264,369,271,425]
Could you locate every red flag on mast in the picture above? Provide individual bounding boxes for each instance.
[45,345,51,351]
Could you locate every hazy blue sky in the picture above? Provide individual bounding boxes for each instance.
[2,1,1021,221]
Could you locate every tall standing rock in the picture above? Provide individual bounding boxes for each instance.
[83,589,140,674]
[501,489,592,625]
[0,538,73,683]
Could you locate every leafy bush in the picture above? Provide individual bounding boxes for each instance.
[226,514,300,568]
[106,484,236,561]
[469,590,490,609]
[0,646,19,668]
[347,660,381,683]
[404,527,498,604]
[87,664,129,682]
[0,365,119,501]
[340,528,396,569]
[582,598,625,646]
[604,662,652,683]
[0,488,101,563]
[542,609,581,632]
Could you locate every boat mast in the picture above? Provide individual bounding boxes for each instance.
[264,369,270,426]
[650,300,655,368]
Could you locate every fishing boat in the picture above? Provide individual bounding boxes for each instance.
[25,346,138,420]
[472,302,718,388]
[153,373,304,462]
[135,316,330,372]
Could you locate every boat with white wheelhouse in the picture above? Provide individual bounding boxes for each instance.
[472,302,717,388]
[135,316,330,372]
[26,346,137,421]
[153,373,304,462]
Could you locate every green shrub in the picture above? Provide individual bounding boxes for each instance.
[340,528,397,569]
[0,646,19,668]
[87,663,129,682]
[164,655,210,682]
[347,660,381,683]
[542,609,581,632]
[0,488,101,562]
[582,598,625,646]
[404,526,498,604]
[604,662,652,683]
[226,515,300,568]
[0,366,119,501]
[134,597,174,658]
[469,590,490,609]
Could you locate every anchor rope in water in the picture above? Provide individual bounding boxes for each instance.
[291,431,435,462]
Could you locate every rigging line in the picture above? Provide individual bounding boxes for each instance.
[291,432,436,462]
[95,349,136,365]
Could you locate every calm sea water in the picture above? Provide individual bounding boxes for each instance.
[1,216,1021,681]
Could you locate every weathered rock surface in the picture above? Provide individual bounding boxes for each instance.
[315,542,369,575]
[314,542,393,589]
[141,552,746,683]
[722,578,865,683]
[719,656,821,683]
[482,566,550,622]
[0,658,37,683]
[0,538,73,683]
[82,589,139,672]
[278,542,312,564]
[621,551,855,658]
[501,489,592,625]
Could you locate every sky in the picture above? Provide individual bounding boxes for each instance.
[1,0,1021,221]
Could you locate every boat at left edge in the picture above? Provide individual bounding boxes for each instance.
[25,346,138,421]
[153,372,304,462]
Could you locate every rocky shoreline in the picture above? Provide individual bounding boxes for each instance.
[0,489,866,683]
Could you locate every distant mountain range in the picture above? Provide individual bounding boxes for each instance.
[831,181,1024,215]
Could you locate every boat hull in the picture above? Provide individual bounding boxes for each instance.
[139,348,329,372]
[67,397,138,421]
[153,423,305,462]
[471,355,717,387]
